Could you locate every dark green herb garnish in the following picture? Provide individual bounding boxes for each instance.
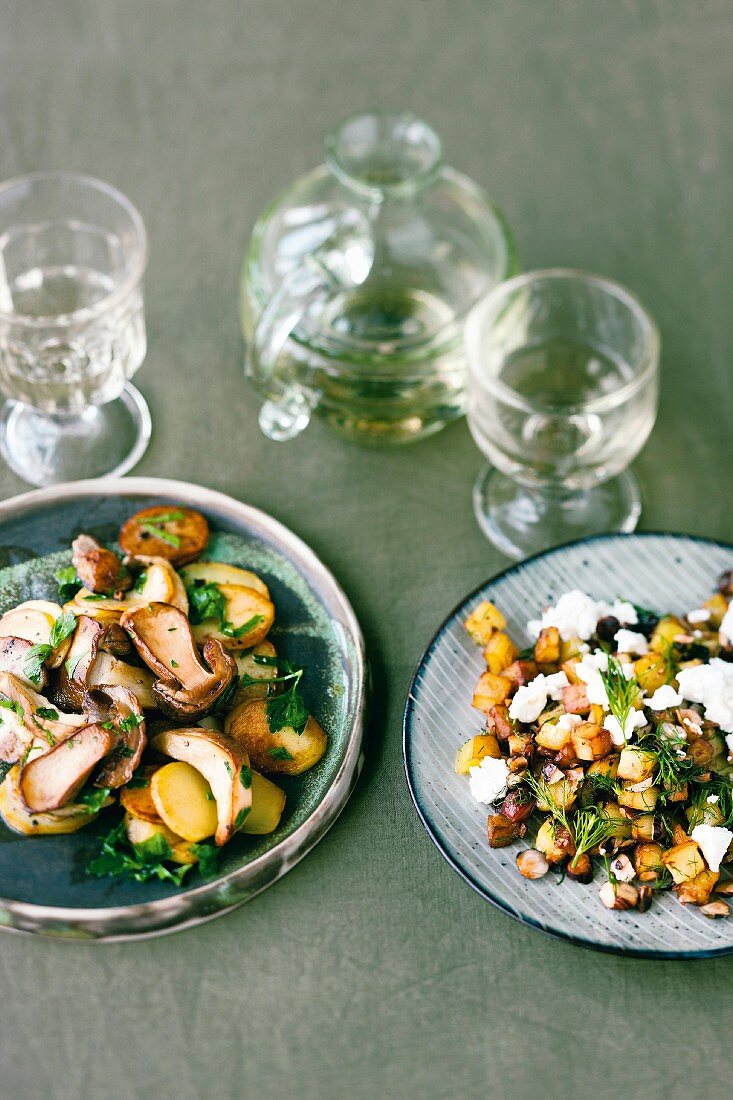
[186,581,227,626]
[221,614,264,639]
[234,807,250,830]
[246,656,310,734]
[86,821,192,885]
[134,570,148,594]
[268,745,294,761]
[35,706,59,722]
[55,566,82,601]
[240,764,252,789]
[138,522,181,548]
[77,786,111,814]
[190,842,219,876]
[0,698,24,720]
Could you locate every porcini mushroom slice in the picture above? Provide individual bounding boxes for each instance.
[152,728,252,845]
[0,636,49,691]
[83,685,146,788]
[121,603,235,720]
[55,616,149,712]
[54,615,104,711]
[71,533,132,595]
[20,723,118,812]
[0,671,85,771]
[119,506,209,567]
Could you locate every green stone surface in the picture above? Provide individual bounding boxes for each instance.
[0,1,731,1097]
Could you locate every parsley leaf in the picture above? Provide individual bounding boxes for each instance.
[268,745,294,760]
[186,581,227,626]
[86,822,192,886]
[240,764,252,789]
[77,786,111,814]
[138,521,181,548]
[49,609,77,649]
[134,570,148,594]
[189,842,219,876]
[0,698,24,719]
[267,681,309,734]
[234,807,250,830]
[221,614,264,639]
[23,644,53,685]
[55,566,82,601]
[35,706,59,721]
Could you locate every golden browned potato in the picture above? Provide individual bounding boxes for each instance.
[482,632,518,675]
[662,840,705,884]
[150,761,219,842]
[119,766,163,823]
[241,771,286,835]
[224,698,327,776]
[180,561,270,599]
[191,585,274,651]
[119,505,209,566]
[454,734,501,775]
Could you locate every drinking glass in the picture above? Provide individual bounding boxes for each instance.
[0,172,150,486]
[465,269,659,559]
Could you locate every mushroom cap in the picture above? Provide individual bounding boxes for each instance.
[71,534,132,594]
[121,603,235,721]
[84,684,146,789]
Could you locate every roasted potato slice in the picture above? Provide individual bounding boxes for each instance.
[119,766,162,823]
[119,506,209,566]
[191,584,275,651]
[241,771,286,835]
[124,813,197,865]
[180,561,270,599]
[150,761,218,843]
[225,698,327,776]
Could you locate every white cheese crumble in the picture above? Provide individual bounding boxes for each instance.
[508,671,569,723]
[556,712,582,732]
[690,824,733,873]
[646,684,683,710]
[720,601,733,643]
[687,608,711,624]
[468,756,510,805]
[527,590,638,642]
[604,708,647,747]
[708,794,720,804]
[610,855,636,882]
[614,628,648,656]
[676,659,733,735]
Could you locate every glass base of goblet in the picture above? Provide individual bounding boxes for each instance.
[473,466,642,560]
[0,383,151,487]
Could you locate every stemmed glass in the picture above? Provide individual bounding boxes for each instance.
[465,269,660,559]
[0,172,150,486]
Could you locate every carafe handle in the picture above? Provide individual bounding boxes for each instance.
[247,263,330,441]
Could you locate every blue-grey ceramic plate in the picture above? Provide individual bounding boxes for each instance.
[0,477,366,941]
[404,533,733,958]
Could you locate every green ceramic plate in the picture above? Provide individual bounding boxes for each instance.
[0,477,366,941]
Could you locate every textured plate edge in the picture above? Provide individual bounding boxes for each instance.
[403,530,733,961]
[0,477,368,942]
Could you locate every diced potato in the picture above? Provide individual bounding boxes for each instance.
[150,761,219,843]
[635,841,664,877]
[464,601,506,645]
[602,802,632,843]
[676,869,720,905]
[686,798,725,830]
[487,813,518,848]
[633,652,667,694]
[559,637,585,661]
[233,640,278,706]
[225,698,327,776]
[703,592,728,629]
[650,615,686,654]
[454,734,501,775]
[508,732,533,757]
[632,813,657,842]
[617,747,657,783]
[571,722,612,762]
[535,820,572,864]
[587,755,619,781]
[535,722,571,751]
[665,782,688,803]
[483,631,519,675]
[589,703,605,725]
[502,660,538,686]
[618,785,659,812]
[240,771,286,835]
[537,774,581,813]
[534,626,561,664]
[562,683,591,715]
[560,657,582,685]
[472,671,513,712]
[662,840,705,884]
[487,705,514,740]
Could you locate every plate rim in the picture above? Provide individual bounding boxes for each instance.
[0,476,367,942]
[403,530,733,960]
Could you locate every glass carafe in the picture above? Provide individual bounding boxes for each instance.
[240,111,517,444]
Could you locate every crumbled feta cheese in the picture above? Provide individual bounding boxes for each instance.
[720,601,733,643]
[615,628,648,656]
[677,659,733,734]
[646,684,683,710]
[611,601,638,625]
[604,708,647,746]
[691,824,733,873]
[575,650,609,707]
[544,671,569,701]
[508,676,551,723]
[468,756,510,805]
[528,590,603,641]
[688,608,711,624]
[556,712,582,732]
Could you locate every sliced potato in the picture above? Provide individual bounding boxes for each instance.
[0,765,109,835]
[119,506,209,566]
[233,641,278,706]
[191,584,274,651]
[119,766,162,823]
[225,698,327,776]
[180,561,270,599]
[241,771,286,834]
[124,812,197,865]
[150,761,218,842]
[71,561,186,620]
